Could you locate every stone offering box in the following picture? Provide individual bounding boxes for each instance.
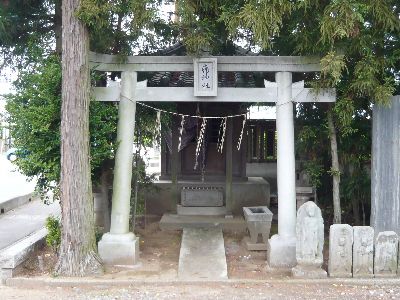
[243,206,273,251]
[181,186,224,207]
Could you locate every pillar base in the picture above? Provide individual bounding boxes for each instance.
[267,234,296,268]
[98,232,139,265]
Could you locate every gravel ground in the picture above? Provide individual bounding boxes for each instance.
[2,281,400,300]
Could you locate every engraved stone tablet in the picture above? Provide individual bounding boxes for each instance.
[194,58,218,96]
[374,231,398,277]
[353,226,374,278]
[292,201,327,278]
[328,224,353,278]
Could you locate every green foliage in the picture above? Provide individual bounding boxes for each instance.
[76,0,173,55]
[45,215,61,252]
[320,51,346,87]
[303,160,324,188]
[0,0,58,69]
[333,98,356,136]
[5,55,118,196]
[221,0,293,50]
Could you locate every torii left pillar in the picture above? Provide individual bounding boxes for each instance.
[98,71,139,265]
[267,72,297,268]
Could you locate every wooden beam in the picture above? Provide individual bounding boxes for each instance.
[89,52,321,72]
[93,86,336,103]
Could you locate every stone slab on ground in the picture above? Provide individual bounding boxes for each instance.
[178,228,227,280]
[160,214,246,232]
[0,228,47,284]
[292,265,327,279]
[242,236,267,251]
[0,200,60,251]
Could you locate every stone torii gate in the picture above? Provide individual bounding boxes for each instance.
[90,53,336,268]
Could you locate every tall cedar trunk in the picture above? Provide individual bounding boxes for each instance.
[56,0,102,276]
[327,107,341,224]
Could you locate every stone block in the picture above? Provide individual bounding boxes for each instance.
[98,232,139,266]
[328,224,353,278]
[292,265,327,279]
[267,234,296,268]
[374,231,398,277]
[353,226,374,278]
[243,236,267,251]
[0,268,14,285]
[0,228,47,269]
[243,206,273,245]
[181,186,223,207]
[177,205,227,216]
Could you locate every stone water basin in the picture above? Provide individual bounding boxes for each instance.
[243,206,273,248]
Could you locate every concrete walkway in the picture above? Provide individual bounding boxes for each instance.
[0,200,60,251]
[178,228,227,280]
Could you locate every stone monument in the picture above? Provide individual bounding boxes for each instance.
[352,226,374,278]
[328,224,353,277]
[374,231,398,277]
[371,96,400,236]
[292,201,327,278]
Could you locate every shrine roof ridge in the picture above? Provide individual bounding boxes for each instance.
[89,52,321,73]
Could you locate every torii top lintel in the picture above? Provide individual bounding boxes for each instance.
[89,52,321,73]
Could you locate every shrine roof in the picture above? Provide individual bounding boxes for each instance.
[143,43,307,88]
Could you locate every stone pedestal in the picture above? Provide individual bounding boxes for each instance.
[292,265,327,279]
[98,233,139,265]
[267,235,296,268]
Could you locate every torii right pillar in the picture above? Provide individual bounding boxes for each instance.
[267,72,297,268]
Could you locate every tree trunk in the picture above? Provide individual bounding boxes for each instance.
[327,107,341,224]
[56,0,102,276]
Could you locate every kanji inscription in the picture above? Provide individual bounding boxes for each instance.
[194,58,217,96]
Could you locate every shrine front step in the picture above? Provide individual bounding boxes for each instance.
[159,213,246,232]
[178,228,228,280]
[177,205,227,216]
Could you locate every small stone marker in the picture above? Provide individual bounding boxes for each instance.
[292,201,327,278]
[374,231,398,277]
[328,224,353,278]
[352,226,374,278]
